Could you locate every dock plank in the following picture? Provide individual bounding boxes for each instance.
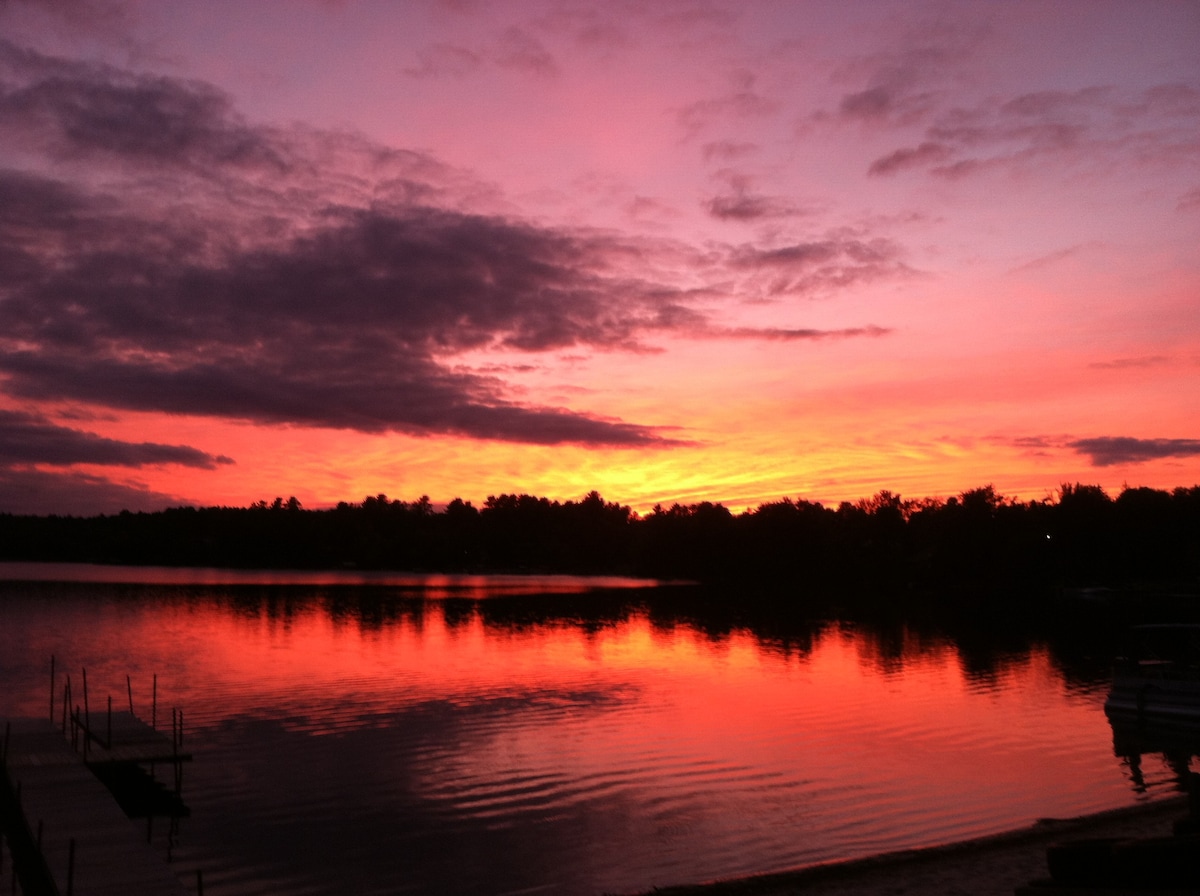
[2,717,190,896]
[76,710,193,764]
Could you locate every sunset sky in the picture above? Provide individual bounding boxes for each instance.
[1,0,1198,516]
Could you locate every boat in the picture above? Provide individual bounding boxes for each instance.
[1104,624,1200,727]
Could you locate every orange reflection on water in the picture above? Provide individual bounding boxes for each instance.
[1,578,1169,894]
[144,598,1108,814]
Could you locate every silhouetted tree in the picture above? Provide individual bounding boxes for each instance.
[3,481,1199,594]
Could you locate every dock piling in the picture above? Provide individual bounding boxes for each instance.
[81,669,90,753]
[4,663,194,895]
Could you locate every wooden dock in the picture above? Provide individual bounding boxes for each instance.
[2,716,193,896]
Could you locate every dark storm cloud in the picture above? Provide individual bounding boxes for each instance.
[0,201,685,445]
[0,409,232,468]
[0,41,688,446]
[0,40,283,171]
[0,167,87,223]
[0,467,184,516]
[0,39,898,454]
[1069,437,1200,467]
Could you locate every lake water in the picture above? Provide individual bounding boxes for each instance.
[0,564,1189,895]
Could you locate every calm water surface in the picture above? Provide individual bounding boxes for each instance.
[0,564,1187,895]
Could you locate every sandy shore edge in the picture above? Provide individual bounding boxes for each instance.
[624,796,1191,896]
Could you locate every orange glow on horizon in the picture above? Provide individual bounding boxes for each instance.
[2,3,1197,518]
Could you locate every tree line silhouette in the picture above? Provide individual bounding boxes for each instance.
[2,483,1199,591]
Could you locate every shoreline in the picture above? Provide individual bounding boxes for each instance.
[626,796,1190,896]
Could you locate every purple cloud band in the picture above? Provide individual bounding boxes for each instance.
[1070,437,1200,467]
[0,409,232,469]
[0,38,894,453]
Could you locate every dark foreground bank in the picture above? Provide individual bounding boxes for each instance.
[626,796,1190,896]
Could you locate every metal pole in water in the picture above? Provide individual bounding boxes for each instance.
[178,711,185,795]
[127,675,134,715]
[49,655,55,723]
[107,696,112,749]
[81,668,90,748]
[153,674,157,730]
[3,721,9,767]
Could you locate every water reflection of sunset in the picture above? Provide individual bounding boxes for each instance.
[2,581,1183,895]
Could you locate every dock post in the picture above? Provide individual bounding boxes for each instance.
[153,674,158,730]
[50,655,55,723]
[82,668,90,751]
[173,709,181,794]
[178,707,185,794]
[128,675,134,715]
[62,676,70,733]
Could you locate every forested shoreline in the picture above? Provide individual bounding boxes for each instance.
[2,484,1199,592]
